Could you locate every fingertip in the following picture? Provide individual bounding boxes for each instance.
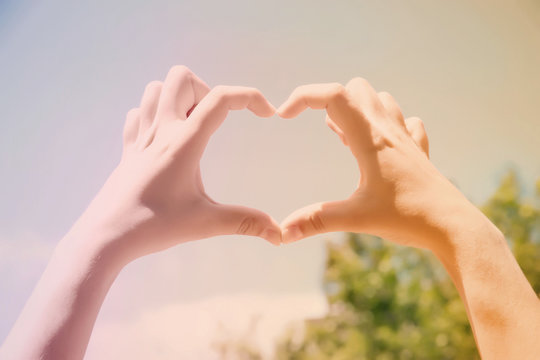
[276,106,286,118]
[276,103,294,119]
[281,225,304,244]
[261,228,282,246]
[261,102,277,118]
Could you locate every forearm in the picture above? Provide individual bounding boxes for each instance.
[0,224,126,360]
[431,203,540,360]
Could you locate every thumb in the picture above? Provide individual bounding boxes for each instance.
[280,200,353,244]
[212,203,282,245]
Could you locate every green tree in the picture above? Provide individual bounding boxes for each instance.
[274,172,540,360]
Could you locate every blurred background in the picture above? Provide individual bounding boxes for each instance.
[0,0,539,358]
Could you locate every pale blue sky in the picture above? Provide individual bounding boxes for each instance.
[1,0,539,357]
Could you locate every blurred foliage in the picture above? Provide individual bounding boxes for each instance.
[481,172,540,293]
[213,317,264,360]
[274,171,540,360]
[274,237,477,360]
[221,171,540,359]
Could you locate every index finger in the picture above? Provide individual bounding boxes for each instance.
[277,83,348,118]
[276,83,368,139]
[184,86,276,156]
[155,65,211,121]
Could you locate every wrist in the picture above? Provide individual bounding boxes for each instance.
[60,211,140,273]
[56,228,126,278]
[410,176,502,255]
[425,194,507,272]
[66,186,158,266]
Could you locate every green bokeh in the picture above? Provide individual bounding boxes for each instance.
[274,171,540,359]
[221,171,540,359]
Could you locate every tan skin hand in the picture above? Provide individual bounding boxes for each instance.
[278,78,540,360]
[78,66,281,262]
[278,78,468,249]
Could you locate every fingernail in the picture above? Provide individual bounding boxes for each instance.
[282,226,303,244]
[261,229,281,246]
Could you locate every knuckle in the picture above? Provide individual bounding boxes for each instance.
[126,108,139,119]
[211,85,228,96]
[329,83,347,101]
[237,216,257,235]
[238,86,259,99]
[145,80,163,92]
[346,76,369,89]
[378,91,392,100]
[168,65,192,80]
[406,116,424,129]
[170,64,191,75]
[307,212,325,233]
[210,85,231,103]
[291,84,310,98]
[245,86,259,97]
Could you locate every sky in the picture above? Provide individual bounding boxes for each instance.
[0,0,539,358]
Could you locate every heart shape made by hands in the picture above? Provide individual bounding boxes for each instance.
[117,66,436,260]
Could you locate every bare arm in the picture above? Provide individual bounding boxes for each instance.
[0,66,280,360]
[277,79,540,359]
[432,204,540,360]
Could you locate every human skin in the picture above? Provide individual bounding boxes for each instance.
[277,79,540,359]
[0,66,281,360]
[2,68,539,360]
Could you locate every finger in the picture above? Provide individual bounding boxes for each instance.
[277,82,347,119]
[138,81,162,133]
[276,83,367,137]
[188,85,276,143]
[377,91,406,127]
[123,108,140,146]
[277,82,385,159]
[280,200,354,244]
[155,65,210,121]
[326,115,348,146]
[345,77,385,117]
[405,116,430,157]
[212,203,282,245]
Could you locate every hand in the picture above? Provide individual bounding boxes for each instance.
[277,78,472,250]
[277,79,540,360]
[0,66,283,360]
[75,66,281,262]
